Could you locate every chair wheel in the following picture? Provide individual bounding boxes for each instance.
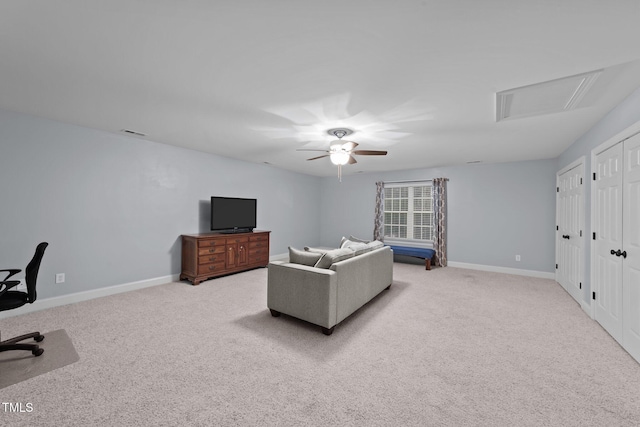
[35,335,44,342]
[33,348,44,356]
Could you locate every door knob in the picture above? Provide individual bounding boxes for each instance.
[611,249,616,255]
[615,249,622,257]
[621,250,627,259]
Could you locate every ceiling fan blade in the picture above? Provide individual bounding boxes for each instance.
[341,141,359,151]
[348,155,357,164]
[352,150,387,156]
[307,154,329,161]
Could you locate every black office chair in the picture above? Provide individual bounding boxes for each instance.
[0,242,49,357]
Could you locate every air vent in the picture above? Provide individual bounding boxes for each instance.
[120,129,147,137]
[496,69,602,121]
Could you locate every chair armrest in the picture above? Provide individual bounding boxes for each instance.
[0,280,21,297]
[0,269,21,281]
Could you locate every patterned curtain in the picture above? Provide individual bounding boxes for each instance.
[373,181,385,241]
[432,178,448,267]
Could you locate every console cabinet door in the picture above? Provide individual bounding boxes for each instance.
[238,242,248,266]
[226,237,249,268]
[226,244,236,268]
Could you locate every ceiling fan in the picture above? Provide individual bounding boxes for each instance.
[297,128,387,181]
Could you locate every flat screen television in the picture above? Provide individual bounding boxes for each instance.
[211,196,257,233]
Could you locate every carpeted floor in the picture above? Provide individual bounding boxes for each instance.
[1,263,639,426]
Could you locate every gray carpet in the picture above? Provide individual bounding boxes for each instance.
[1,264,639,426]
[0,329,79,389]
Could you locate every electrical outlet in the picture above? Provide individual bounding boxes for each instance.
[55,273,65,284]
[515,255,521,262]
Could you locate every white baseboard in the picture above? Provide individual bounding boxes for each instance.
[0,274,180,319]
[447,261,555,280]
[1,260,554,319]
[581,300,594,318]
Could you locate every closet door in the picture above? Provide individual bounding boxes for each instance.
[593,142,624,342]
[556,163,583,303]
[623,134,640,360]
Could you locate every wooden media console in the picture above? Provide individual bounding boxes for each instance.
[180,230,270,285]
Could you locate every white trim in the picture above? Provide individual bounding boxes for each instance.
[1,255,291,320]
[384,180,431,188]
[447,261,555,279]
[592,122,640,156]
[555,156,586,306]
[557,155,586,176]
[581,300,592,318]
[0,274,179,319]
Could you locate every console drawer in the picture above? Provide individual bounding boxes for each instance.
[198,245,226,256]
[198,261,226,275]
[226,236,249,245]
[198,254,223,265]
[249,247,267,257]
[249,240,268,250]
[198,239,224,248]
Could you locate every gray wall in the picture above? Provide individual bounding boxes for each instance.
[556,87,640,305]
[0,108,321,299]
[4,87,638,302]
[319,159,557,273]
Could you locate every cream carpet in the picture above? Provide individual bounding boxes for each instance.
[1,264,639,426]
[0,329,79,389]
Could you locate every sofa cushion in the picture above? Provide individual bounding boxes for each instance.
[289,247,323,266]
[365,240,384,251]
[314,248,355,269]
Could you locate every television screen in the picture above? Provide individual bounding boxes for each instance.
[211,197,257,232]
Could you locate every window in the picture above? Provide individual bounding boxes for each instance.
[383,182,433,244]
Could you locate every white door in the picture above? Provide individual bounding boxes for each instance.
[593,142,624,343]
[623,134,640,361]
[556,163,584,303]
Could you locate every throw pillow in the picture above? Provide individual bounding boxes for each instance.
[340,237,353,248]
[304,247,329,254]
[289,247,323,266]
[349,235,371,244]
[314,248,355,269]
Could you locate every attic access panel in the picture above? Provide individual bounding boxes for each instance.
[496,69,602,121]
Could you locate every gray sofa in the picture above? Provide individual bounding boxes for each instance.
[267,242,393,335]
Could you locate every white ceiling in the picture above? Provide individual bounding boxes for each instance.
[2,1,640,177]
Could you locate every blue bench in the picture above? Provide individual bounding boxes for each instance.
[388,246,436,270]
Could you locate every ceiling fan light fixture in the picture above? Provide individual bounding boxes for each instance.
[330,151,350,165]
